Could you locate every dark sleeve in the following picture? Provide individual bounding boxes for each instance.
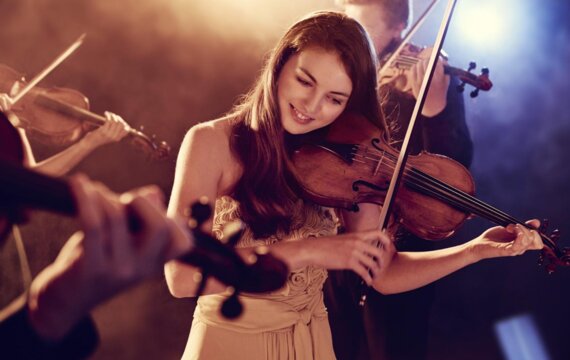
[0,295,99,360]
[420,75,473,168]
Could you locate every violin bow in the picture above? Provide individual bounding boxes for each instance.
[377,0,439,78]
[360,0,459,306]
[10,34,85,105]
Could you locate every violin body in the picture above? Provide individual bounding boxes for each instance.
[0,64,88,146]
[292,112,569,271]
[292,112,474,240]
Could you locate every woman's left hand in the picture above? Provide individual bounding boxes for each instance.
[470,219,544,261]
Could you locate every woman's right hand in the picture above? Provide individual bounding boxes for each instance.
[305,230,394,285]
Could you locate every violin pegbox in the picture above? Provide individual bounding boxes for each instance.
[536,220,570,274]
[184,198,247,319]
[452,61,492,98]
[128,125,171,160]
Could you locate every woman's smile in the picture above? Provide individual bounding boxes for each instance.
[290,104,314,125]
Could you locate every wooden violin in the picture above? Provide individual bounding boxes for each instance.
[0,64,170,160]
[0,111,288,316]
[292,112,570,273]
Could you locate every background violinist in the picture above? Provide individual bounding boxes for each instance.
[164,9,543,360]
[0,91,129,177]
[327,1,473,359]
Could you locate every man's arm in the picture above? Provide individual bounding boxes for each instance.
[421,75,473,168]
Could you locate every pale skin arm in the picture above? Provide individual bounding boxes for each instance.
[164,122,393,298]
[341,203,544,295]
[1,93,130,176]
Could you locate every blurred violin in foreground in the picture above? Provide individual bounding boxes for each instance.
[292,112,569,273]
[0,63,170,160]
[0,110,287,319]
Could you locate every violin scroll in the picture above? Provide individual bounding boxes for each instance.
[536,221,570,273]
[130,125,171,160]
[0,64,171,160]
[180,198,289,319]
[450,61,493,98]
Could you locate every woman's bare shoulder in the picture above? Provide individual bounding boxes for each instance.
[182,116,235,155]
[181,116,241,194]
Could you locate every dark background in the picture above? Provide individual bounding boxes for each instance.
[1,0,569,359]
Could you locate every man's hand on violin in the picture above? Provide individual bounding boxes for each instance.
[82,111,130,147]
[27,174,192,341]
[470,219,544,261]
[409,47,450,118]
[305,230,395,286]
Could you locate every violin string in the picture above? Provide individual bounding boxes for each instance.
[350,147,523,226]
[353,149,518,225]
[310,141,559,251]
[351,150,560,253]
[352,147,560,250]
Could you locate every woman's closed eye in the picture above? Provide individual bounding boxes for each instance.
[296,76,312,87]
[329,96,343,106]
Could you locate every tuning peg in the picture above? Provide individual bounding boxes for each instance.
[481,67,489,75]
[470,88,480,98]
[468,61,477,71]
[221,289,243,319]
[190,197,212,225]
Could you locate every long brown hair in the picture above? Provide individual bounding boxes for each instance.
[228,11,388,237]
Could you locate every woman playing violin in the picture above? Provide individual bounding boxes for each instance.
[0,91,129,176]
[164,11,541,360]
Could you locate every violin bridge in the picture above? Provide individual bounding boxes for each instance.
[315,142,359,164]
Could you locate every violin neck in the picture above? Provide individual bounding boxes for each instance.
[403,167,560,253]
[34,93,169,160]
[0,159,76,216]
[35,93,108,128]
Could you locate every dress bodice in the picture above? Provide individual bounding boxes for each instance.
[212,196,339,299]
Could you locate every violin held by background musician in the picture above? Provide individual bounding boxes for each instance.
[0,60,170,177]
